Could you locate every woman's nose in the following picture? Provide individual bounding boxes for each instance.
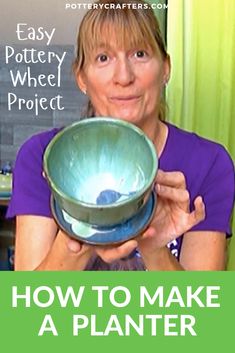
[113,58,135,86]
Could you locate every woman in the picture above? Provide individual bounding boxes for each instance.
[7,0,235,271]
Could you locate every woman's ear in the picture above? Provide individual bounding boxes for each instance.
[163,54,171,85]
[76,71,87,94]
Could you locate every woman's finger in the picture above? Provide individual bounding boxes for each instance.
[156,183,190,204]
[67,238,82,253]
[155,170,186,189]
[59,230,91,255]
[187,196,206,227]
[95,239,138,263]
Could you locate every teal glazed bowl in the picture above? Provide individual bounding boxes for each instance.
[43,117,158,226]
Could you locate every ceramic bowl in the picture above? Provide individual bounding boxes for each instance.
[43,117,158,226]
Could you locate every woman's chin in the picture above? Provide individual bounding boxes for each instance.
[107,110,141,125]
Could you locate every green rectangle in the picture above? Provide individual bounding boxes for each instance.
[0,272,234,353]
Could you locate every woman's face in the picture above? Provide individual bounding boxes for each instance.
[77,40,170,127]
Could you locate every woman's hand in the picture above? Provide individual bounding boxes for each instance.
[138,170,205,258]
[56,170,205,267]
[93,239,138,264]
[65,231,138,265]
[37,230,94,271]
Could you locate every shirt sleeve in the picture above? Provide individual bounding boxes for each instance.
[6,134,52,219]
[190,145,235,236]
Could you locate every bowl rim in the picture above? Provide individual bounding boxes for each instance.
[43,117,158,210]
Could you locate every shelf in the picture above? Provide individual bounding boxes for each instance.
[0,198,11,207]
[0,205,15,240]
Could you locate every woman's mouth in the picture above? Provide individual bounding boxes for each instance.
[109,95,141,103]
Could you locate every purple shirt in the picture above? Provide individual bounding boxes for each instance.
[7,123,235,259]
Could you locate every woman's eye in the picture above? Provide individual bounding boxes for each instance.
[96,54,108,62]
[134,50,147,58]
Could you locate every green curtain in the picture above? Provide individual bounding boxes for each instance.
[165,0,235,269]
[149,0,167,38]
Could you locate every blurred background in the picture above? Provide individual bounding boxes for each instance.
[0,0,234,269]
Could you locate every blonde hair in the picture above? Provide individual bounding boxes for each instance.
[73,0,168,120]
